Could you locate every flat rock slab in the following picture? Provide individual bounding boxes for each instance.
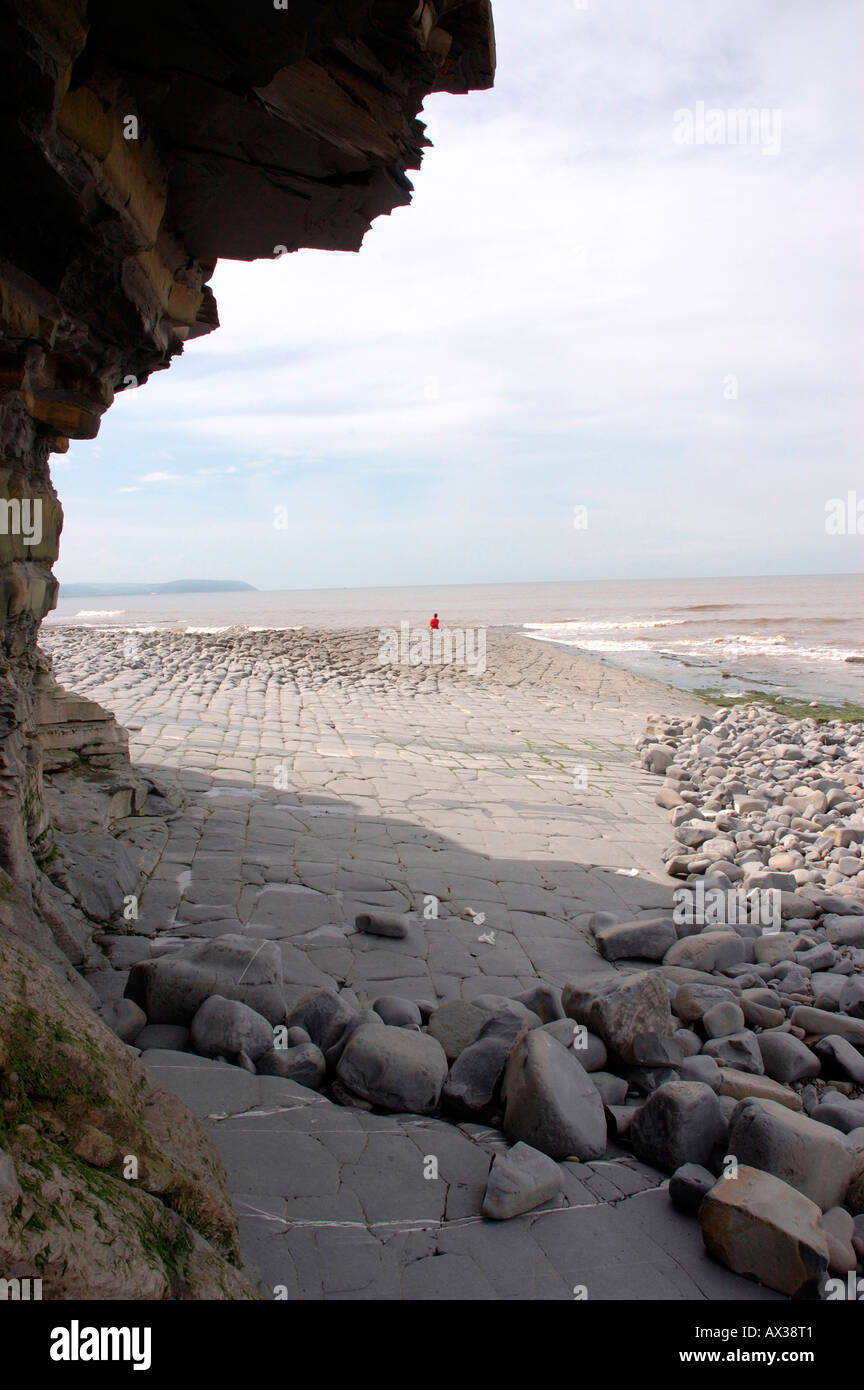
[144,1052,783,1302]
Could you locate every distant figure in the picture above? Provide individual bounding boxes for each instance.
[429,613,440,630]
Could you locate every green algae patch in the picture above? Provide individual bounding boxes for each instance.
[0,933,259,1297]
[695,688,864,724]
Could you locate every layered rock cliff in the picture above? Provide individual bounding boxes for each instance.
[0,0,494,1297]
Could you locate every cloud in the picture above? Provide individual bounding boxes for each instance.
[52,0,864,588]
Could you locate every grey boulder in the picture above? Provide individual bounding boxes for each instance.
[257,1042,326,1089]
[813,1035,864,1085]
[702,1002,745,1039]
[481,1142,564,1220]
[442,1035,511,1119]
[675,983,738,1023]
[190,994,274,1063]
[562,971,674,1063]
[335,1022,448,1114]
[679,1055,721,1090]
[514,983,564,1022]
[702,1031,764,1075]
[700,1165,828,1297]
[790,1006,864,1046]
[664,931,746,973]
[630,1081,727,1173]
[757,1032,820,1084]
[540,1019,607,1071]
[590,1071,628,1106]
[324,1008,383,1069]
[101,998,146,1043]
[125,934,287,1025]
[372,995,422,1028]
[354,910,409,938]
[501,1030,607,1161]
[727,1097,857,1210]
[594,917,676,962]
[427,1000,491,1061]
[811,1095,864,1135]
[669,1163,717,1215]
[286,987,358,1051]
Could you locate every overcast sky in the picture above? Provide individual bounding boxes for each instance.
[54,0,864,589]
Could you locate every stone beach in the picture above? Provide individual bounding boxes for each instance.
[2,0,861,1322]
[23,623,861,1300]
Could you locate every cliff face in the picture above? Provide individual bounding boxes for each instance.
[0,0,493,1297]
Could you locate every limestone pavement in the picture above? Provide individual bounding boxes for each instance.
[42,626,780,1300]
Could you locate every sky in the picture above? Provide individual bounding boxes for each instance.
[54,0,864,590]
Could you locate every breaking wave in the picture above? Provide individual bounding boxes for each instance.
[523,618,687,633]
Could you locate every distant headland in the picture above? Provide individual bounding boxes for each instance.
[59,580,258,597]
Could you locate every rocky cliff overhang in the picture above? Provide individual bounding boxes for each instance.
[0,0,494,445]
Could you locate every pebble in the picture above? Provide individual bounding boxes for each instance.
[702,1001,745,1038]
[756,1031,821,1084]
[354,910,410,939]
[814,1034,864,1084]
[811,1094,864,1134]
[702,1030,764,1075]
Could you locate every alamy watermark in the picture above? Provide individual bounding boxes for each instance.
[673,102,782,156]
[825,491,864,535]
[49,1323,151,1371]
[378,622,486,676]
[673,884,781,932]
[0,1276,42,1300]
[0,497,42,545]
[825,1272,864,1300]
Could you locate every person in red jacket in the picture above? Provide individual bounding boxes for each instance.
[429,613,440,630]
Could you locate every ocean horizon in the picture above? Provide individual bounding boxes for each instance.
[45,572,864,704]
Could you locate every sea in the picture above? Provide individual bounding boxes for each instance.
[44,573,864,705]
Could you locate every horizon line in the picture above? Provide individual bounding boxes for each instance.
[53,570,863,597]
